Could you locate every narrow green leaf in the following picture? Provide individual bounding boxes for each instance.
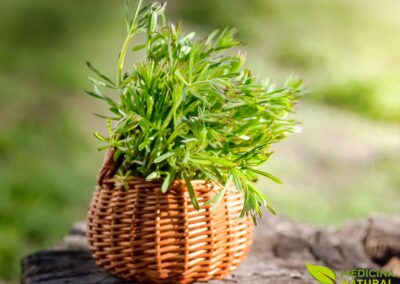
[205,187,225,207]
[192,156,235,167]
[266,203,276,215]
[246,168,283,184]
[93,132,109,142]
[161,170,174,193]
[132,44,146,51]
[206,29,219,46]
[84,89,103,100]
[183,172,199,210]
[88,76,118,89]
[85,89,118,109]
[232,169,243,193]
[182,152,190,164]
[124,0,132,31]
[113,149,123,161]
[86,62,116,86]
[154,152,174,163]
[92,113,110,119]
[175,69,188,85]
[205,175,232,210]
[146,171,159,181]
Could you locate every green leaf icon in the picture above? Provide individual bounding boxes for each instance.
[306,263,336,284]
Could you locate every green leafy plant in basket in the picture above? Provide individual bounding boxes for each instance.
[86,0,304,223]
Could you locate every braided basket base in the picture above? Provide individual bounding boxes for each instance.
[87,178,253,284]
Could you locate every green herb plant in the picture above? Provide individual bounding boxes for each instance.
[86,0,304,222]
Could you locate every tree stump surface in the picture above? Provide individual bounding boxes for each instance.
[21,215,400,284]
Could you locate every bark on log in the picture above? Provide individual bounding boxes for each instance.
[21,215,400,284]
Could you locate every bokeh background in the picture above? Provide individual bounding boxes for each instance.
[1,0,399,281]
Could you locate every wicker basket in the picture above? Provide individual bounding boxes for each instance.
[87,151,253,284]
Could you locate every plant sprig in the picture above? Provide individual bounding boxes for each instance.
[86,0,304,222]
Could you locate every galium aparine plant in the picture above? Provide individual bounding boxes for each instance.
[86,0,304,222]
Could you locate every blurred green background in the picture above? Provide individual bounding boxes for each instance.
[1,0,399,281]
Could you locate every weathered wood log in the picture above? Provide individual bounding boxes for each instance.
[21,215,400,284]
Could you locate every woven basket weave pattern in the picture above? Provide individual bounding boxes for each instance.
[87,178,253,284]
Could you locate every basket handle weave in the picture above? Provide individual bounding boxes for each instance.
[97,148,122,186]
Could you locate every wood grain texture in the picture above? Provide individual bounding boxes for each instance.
[22,215,400,284]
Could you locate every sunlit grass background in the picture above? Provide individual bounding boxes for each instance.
[1,0,399,280]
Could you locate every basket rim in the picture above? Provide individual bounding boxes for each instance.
[97,177,238,195]
[102,176,218,183]
[100,176,225,188]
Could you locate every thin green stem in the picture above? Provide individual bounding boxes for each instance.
[118,32,135,85]
[118,0,143,85]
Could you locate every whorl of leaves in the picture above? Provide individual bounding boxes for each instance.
[86,0,304,222]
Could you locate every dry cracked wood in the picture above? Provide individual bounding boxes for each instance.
[22,215,400,284]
